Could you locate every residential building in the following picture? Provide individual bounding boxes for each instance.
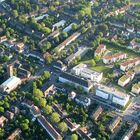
[52,20,66,31]
[126,26,135,33]
[128,39,137,49]
[0,35,7,43]
[10,106,20,114]
[120,58,140,71]
[6,128,21,140]
[108,116,122,133]
[68,91,77,100]
[0,76,21,93]
[53,60,67,71]
[131,82,140,94]
[75,95,91,107]
[30,105,41,118]
[107,5,130,17]
[63,23,74,33]
[65,47,89,65]
[0,116,8,127]
[35,13,49,21]
[103,53,127,64]
[17,67,31,78]
[7,64,13,77]
[77,128,92,140]
[55,32,81,52]
[21,99,33,108]
[71,63,103,82]
[26,51,44,62]
[65,118,80,132]
[48,29,60,38]
[94,44,106,56]
[37,115,62,140]
[43,52,52,61]
[5,111,14,120]
[121,123,138,140]
[34,31,44,39]
[118,71,135,87]
[43,85,56,97]
[95,85,130,107]
[59,72,93,92]
[15,42,25,53]
[91,106,103,121]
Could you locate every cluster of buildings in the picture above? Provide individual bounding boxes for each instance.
[0,106,20,128]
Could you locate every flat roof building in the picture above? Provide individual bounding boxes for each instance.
[96,85,130,107]
[71,63,103,82]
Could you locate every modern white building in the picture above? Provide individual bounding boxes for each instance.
[95,85,130,107]
[71,63,103,82]
[0,76,21,93]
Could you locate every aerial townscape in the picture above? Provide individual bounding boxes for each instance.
[0,0,140,140]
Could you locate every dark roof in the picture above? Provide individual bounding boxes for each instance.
[77,129,91,140]
[34,31,44,39]
[60,72,92,88]
[37,115,62,140]
[53,60,65,69]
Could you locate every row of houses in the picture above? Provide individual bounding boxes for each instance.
[6,128,21,140]
[120,57,140,71]
[91,106,103,121]
[54,32,81,52]
[65,47,89,65]
[22,101,62,140]
[52,104,93,140]
[107,5,130,17]
[103,53,127,64]
[121,123,138,140]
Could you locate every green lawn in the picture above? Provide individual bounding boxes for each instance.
[90,65,111,73]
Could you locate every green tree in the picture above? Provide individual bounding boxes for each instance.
[71,134,78,140]
[12,10,18,18]
[43,105,52,115]
[0,107,4,113]
[58,122,68,132]
[51,112,60,123]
